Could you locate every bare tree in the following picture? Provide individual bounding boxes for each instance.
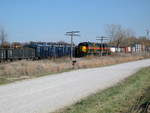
[0,25,8,46]
[105,24,136,48]
[105,24,126,49]
[126,28,135,37]
[105,24,117,45]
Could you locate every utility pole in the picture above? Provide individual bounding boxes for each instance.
[96,36,108,57]
[146,29,150,40]
[65,31,80,60]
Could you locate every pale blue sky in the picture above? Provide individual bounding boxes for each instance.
[0,0,150,44]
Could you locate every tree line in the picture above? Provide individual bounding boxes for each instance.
[105,24,150,47]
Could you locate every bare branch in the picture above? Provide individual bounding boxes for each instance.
[0,25,9,46]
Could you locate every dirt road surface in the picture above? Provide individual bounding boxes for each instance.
[0,59,150,113]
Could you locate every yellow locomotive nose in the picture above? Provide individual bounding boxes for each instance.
[81,46,86,52]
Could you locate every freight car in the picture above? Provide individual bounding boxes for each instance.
[76,42,110,57]
[24,42,76,59]
[7,48,35,60]
[0,48,35,62]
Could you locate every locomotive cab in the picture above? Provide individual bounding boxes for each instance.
[76,42,88,57]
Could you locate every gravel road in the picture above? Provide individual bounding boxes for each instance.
[0,59,150,113]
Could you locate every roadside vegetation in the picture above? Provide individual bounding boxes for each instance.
[56,67,150,113]
[0,52,150,85]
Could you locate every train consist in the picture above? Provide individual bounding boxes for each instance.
[1,41,150,61]
[0,42,110,61]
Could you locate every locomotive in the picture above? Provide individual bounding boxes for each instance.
[0,42,110,61]
[76,42,110,57]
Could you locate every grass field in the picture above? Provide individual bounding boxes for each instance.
[0,77,11,85]
[57,67,150,113]
[0,53,150,85]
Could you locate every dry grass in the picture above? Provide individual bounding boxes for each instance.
[0,58,71,77]
[0,52,150,79]
[76,55,144,69]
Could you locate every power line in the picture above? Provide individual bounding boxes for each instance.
[65,31,80,60]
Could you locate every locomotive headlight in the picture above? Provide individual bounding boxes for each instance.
[81,46,86,52]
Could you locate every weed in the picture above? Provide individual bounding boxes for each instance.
[0,53,149,84]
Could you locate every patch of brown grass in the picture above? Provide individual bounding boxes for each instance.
[76,55,144,69]
[0,53,149,78]
[0,59,71,77]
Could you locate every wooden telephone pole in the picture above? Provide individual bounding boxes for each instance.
[96,36,108,57]
[65,31,80,60]
[146,29,150,40]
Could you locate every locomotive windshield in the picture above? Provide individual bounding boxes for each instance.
[78,42,88,46]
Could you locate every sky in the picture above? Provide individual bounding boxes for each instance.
[0,0,150,44]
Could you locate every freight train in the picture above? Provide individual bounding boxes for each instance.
[0,42,110,61]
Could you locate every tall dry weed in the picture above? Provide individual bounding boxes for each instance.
[76,55,144,69]
[0,53,149,77]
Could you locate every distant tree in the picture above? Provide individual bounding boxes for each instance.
[138,37,150,47]
[105,24,126,49]
[0,25,9,46]
[123,29,135,47]
[105,24,137,47]
[130,36,138,44]
[123,37,130,46]
[57,40,74,45]
[57,40,68,44]
[12,42,22,46]
[126,28,135,38]
[3,41,11,47]
[105,24,117,46]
